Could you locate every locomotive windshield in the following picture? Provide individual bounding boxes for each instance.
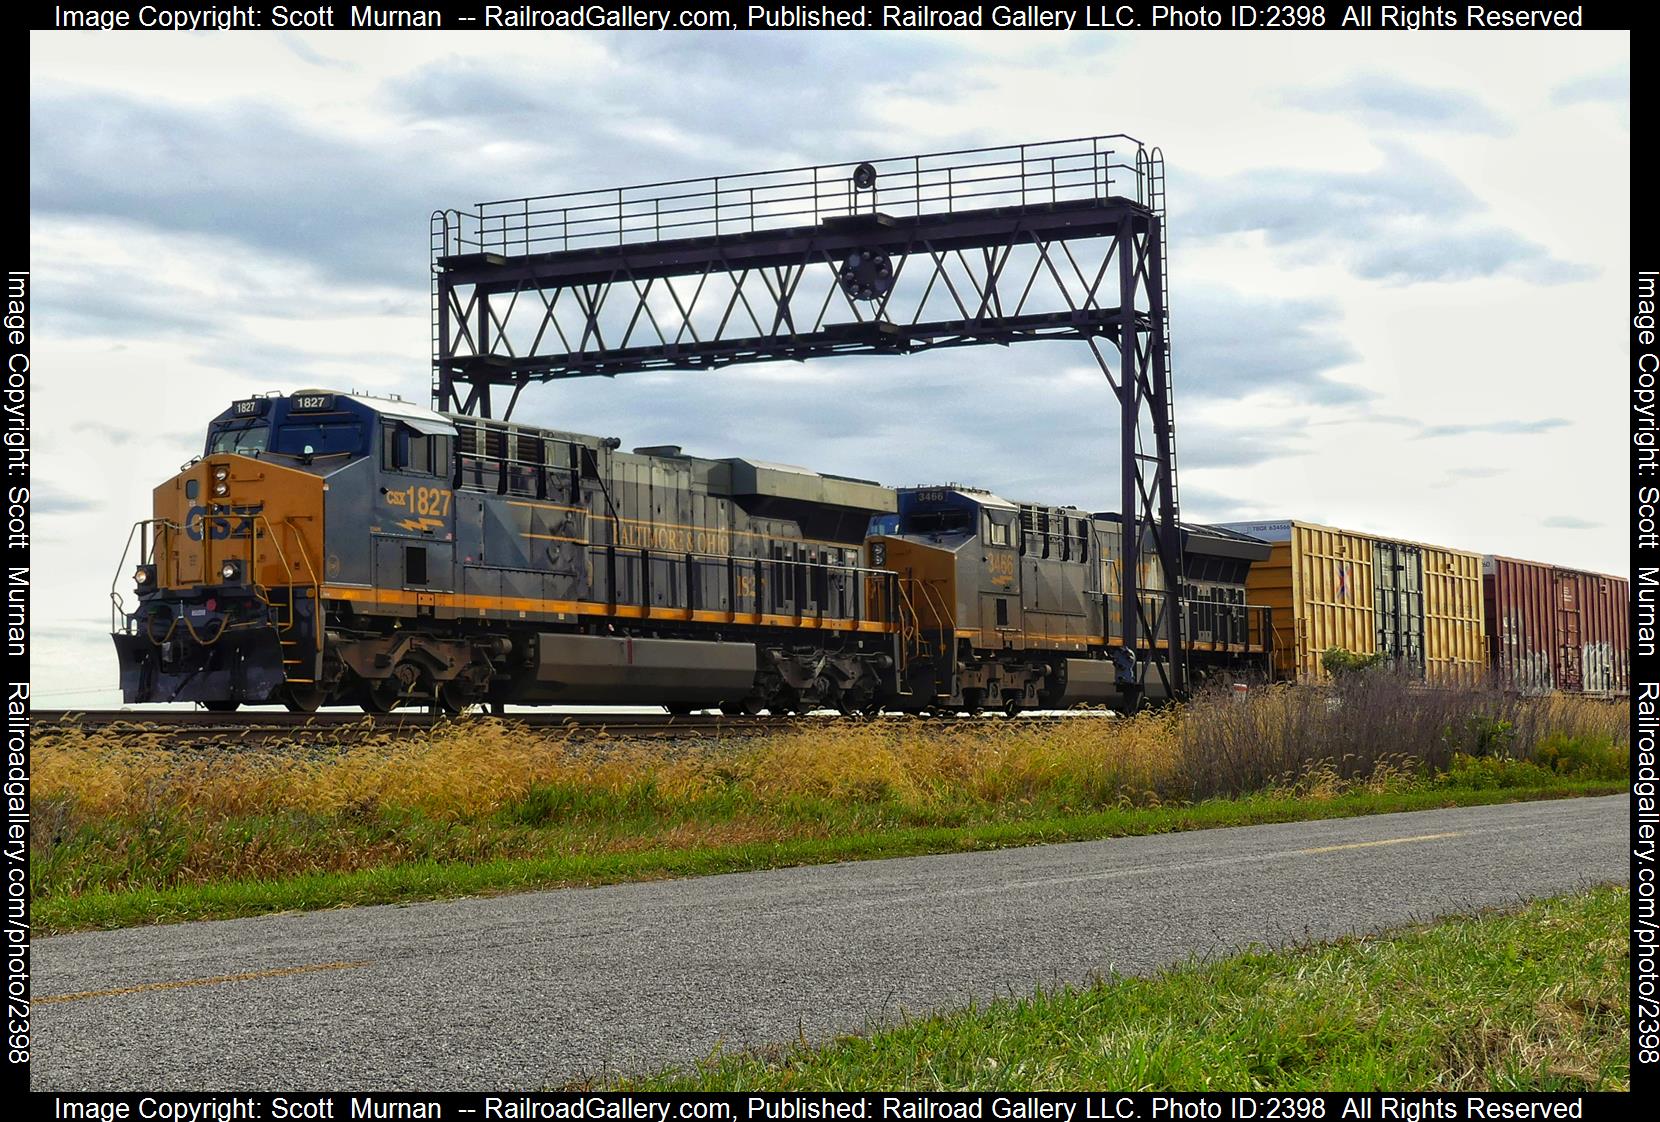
[903,510,973,534]
[207,421,269,456]
[270,419,365,457]
[205,418,366,459]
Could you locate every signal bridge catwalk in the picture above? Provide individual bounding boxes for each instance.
[430,135,1187,693]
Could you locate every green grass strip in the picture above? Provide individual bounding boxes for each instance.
[621,885,1630,1092]
[36,781,1618,934]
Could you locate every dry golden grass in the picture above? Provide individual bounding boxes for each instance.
[36,685,1628,828]
[34,711,1185,823]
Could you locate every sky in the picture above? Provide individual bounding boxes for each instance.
[29,28,1630,707]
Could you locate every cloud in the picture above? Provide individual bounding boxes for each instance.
[1415,418,1571,439]
[1176,285,1365,404]
[30,86,491,287]
[278,35,353,70]
[1176,145,1594,286]
[488,276,1348,516]
[1172,485,1254,522]
[514,327,1311,518]
[384,34,967,183]
[1552,67,1628,106]
[69,420,200,449]
[1542,515,1601,530]
[1285,74,1510,134]
[32,35,970,290]
[1353,227,1596,285]
[31,486,104,515]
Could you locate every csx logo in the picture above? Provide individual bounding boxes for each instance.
[186,504,261,541]
[987,551,1016,586]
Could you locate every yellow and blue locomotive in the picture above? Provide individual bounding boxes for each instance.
[112,390,1272,713]
[113,390,897,713]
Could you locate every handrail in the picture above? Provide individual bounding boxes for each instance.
[110,514,326,662]
[437,135,1150,258]
[110,518,182,635]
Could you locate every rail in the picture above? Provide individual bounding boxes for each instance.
[433,135,1150,259]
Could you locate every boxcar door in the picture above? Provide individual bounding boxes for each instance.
[1554,570,1584,691]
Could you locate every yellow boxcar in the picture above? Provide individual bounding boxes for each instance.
[1223,520,1376,681]
[1222,520,1486,685]
[1419,545,1486,686]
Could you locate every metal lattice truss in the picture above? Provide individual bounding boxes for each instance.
[436,204,1150,404]
[431,137,1186,693]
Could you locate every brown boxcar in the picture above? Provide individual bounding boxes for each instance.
[1483,556,1630,696]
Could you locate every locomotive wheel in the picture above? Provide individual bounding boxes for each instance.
[360,682,402,714]
[282,686,325,714]
[436,681,477,717]
[764,688,801,717]
[1003,697,1022,718]
[361,662,421,714]
[202,700,240,713]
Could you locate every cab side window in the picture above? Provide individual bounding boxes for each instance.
[381,421,449,476]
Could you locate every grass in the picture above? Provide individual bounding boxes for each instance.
[618,885,1631,1091]
[33,686,1630,933]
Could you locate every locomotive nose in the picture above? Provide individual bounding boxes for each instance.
[112,453,326,705]
[148,454,324,592]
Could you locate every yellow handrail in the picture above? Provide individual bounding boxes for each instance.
[281,516,325,656]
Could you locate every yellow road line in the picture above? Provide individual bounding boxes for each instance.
[1300,831,1464,855]
[39,960,370,1006]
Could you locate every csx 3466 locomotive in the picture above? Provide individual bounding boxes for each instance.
[112,390,1271,713]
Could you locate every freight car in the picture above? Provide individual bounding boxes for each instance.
[111,390,1274,714]
[1483,556,1630,696]
[1219,519,1487,687]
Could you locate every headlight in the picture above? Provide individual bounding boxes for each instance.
[214,482,229,496]
[221,560,240,582]
[133,567,150,586]
[871,542,886,566]
[213,466,229,481]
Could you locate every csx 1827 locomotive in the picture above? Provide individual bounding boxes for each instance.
[112,390,1271,713]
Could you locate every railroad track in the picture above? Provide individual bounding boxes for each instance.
[29,708,804,742]
[31,707,1110,744]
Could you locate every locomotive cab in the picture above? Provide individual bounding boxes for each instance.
[112,390,452,711]
[868,487,1130,712]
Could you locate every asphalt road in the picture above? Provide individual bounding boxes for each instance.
[34,795,1628,1091]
